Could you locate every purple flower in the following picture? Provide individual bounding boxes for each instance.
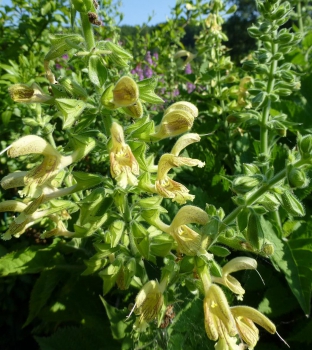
[185,63,192,74]
[186,82,196,93]
[62,54,69,60]
[172,88,180,97]
[144,66,153,78]
[145,51,153,65]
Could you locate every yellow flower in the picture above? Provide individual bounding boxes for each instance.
[211,257,257,297]
[165,205,208,255]
[151,101,198,140]
[231,306,276,349]
[112,76,139,107]
[155,133,204,204]
[109,122,139,188]
[129,279,167,331]
[8,83,53,104]
[1,135,95,197]
[203,284,237,340]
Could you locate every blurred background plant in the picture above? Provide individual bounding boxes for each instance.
[0,0,312,349]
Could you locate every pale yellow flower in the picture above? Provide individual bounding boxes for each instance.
[1,135,95,197]
[109,122,139,188]
[231,306,276,349]
[155,133,204,204]
[165,205,208,255]
[8,83,53,104]
[211,257,257,297]
[151,101,198,140]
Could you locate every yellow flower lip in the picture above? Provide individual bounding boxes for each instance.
[133,280,165,324]
[113,76,139,107]
[211,257,257,296]
[166,205,209,255]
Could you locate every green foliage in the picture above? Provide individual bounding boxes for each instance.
[0,0,312,349]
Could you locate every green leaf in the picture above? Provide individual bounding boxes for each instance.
[24,269,63,327]
[0,241,65,277]
[100,296,130,340]
[88,55,107,88]
[265,221,311,315]
[208,245,231,257]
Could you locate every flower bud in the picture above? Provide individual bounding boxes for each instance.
[232,175,262,194]
[298,134,312,159]
[279,190,305,217]
[288,168,308,188]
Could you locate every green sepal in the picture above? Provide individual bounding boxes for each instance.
[51,84,68,98]
[55,98,86,129]
[209,245,231,257]
[179,256,195,273]
[150,234,174,257]
[131,221,151,261]
[81,256,108,276]
[71,171,103,192]
[137,77,164,104]
[108,220,125,248]
[74,188,113,236]
[65,133,96,162]
[209,259,223,278]
[128,141,148,171]
[88,55,108,88]
[58,77,88,99]
[279,190,306,217]
[99,257,123,295]
[139,196,165,210]
[45,34,84,60]
[100,84,118,110]
[246,209,265,250]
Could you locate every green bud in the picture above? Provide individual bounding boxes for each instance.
[298,134,312,158]
[45,34,84,61]
[279,191,305,217]
[248,26,261,38]
[258,193,280,212]
[288,168,308,188]
[246,210,265,251]
[252,92,267,108]
[243,164,261,175]
[261,242,274,256]
[272,52,284,61]
[259,34,273,42]
[242,60,257,72]
[259,21,271,33]
[232,175,262,194]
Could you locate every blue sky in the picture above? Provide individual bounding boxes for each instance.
[0,0,177,26]
[117,0,176,26]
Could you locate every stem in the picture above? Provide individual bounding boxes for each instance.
[297,1,304,33]
[80,12,95,51]
[260,32,278,166]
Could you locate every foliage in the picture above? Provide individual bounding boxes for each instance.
[0,0,312,349]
